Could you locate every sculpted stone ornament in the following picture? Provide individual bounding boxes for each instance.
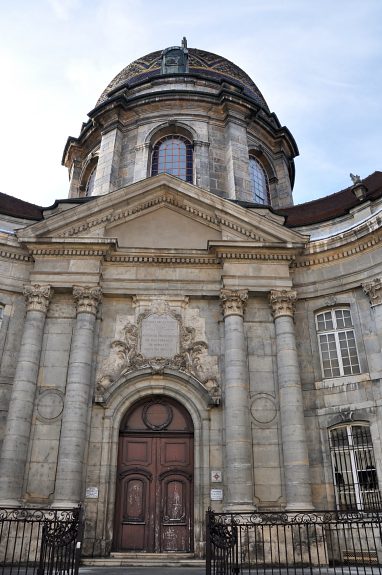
[269,289,297,319]
[24,284,53,313]
[220,289,248,318]
[363,277,382,307]
[73,286,102,315]
[97,312,220,404]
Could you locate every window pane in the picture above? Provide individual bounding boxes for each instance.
[151,135,193,183]
[249,156,269,205]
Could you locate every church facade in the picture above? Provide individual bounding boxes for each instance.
[0,42,382,557]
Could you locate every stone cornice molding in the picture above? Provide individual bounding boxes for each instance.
[362,277,382,307]
[0,248,30,262]
[57,193,267,242]
[269,289,297,319]
[220,288,248,318]
[73,286,102,315]
[24,284,53,314]
[295,227,382,268]
[107,253,220,265]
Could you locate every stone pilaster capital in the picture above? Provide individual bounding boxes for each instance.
[23,284,53,313]
[73,286,102,315]
[362,277,382,307]
[269,289,297,319]
[220,288,248,318]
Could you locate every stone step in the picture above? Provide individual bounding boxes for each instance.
[82,554,205,567]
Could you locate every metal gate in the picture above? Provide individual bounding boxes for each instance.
[0,506,83,575]
[206,508,382,575]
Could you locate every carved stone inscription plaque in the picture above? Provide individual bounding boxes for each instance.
[140,314,179,358]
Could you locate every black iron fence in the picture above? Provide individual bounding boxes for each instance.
[0,507,83,575]
[206,509,382,575]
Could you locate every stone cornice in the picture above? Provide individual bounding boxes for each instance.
[106,253,220,265]
[21,238,116,258]
[269,289,297,319]
[73,286,102,315]
[363,277,382,307]
[295,230,382,268]
[220,288,248,318]
[24,284,53,313]
[0,248,31,262]
[56,193,267,242]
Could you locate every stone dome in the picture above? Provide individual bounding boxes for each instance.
[96,47,269,110]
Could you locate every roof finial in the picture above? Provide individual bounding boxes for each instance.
[350,173,361,185]
[182,36,187,49]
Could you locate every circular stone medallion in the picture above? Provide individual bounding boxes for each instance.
[251,395,277,424]
[37,390,64,421]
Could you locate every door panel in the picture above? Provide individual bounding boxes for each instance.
[160,475,190,551]
[114,397,194,553]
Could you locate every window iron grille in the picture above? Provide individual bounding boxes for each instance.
[329,424,382,511]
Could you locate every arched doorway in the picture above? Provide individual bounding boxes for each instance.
[113,395,194,553]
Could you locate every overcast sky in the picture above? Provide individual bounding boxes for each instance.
[1,0,381,207]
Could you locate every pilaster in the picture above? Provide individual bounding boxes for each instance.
[220,288,254,511]
[0,284,53,504]
[54,286,102,506]
[269,289,313,510]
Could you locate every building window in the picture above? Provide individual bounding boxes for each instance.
[85,165,97,196]
[249,156,270,205]
[316,308,360,379]
[329,424,381,510]
[151,136,193,183]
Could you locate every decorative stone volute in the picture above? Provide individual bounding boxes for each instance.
[363,277,382,307]
[220,289,248,318]
[23,284,53,313]
[73,286,102,315]
[269,289,297,319]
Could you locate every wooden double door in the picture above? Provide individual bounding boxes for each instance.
[114,397,194,553]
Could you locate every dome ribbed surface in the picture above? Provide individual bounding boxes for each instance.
[96,48,269,110]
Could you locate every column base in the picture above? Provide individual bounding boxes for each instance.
[223,502,256,513]
[285,502,314,512]
[51,500,81,508]
[0,498,21,507]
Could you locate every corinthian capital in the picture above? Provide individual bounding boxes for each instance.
[23,284,53,313]
[362,278,382,307]
[73,286,102,315]
[269,289,297,319]
[220,289,248,318]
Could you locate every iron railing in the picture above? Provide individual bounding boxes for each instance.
[206,509,382,575]
[0,507,83,575]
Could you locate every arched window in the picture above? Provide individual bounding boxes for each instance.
[315,307,360,379]
[151,136,193,183]
[249,156,270,205]
[85,165,97,197]
[329,423,381,510]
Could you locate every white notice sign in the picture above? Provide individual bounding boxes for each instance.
[140,314,179,358]
[85,487,99,499]
[210,489,223,501]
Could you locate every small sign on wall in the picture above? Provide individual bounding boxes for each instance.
[211,470,222,482]
[210,488,223,501]
[85,487,99,499]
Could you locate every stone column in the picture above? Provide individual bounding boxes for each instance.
[0,284,53,504]
[220,288,254,511]
[362,278,382,377]
[269,289,312,510]
[54,286,102,506]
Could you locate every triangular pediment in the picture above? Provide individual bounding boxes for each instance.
[17,174,307,251]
